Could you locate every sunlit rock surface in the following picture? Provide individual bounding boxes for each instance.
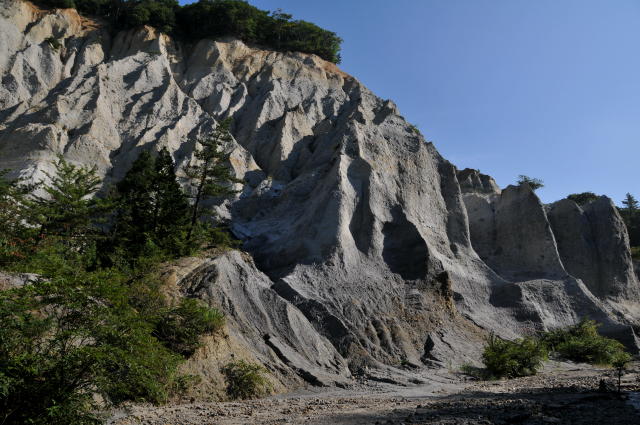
[1,0,639,392]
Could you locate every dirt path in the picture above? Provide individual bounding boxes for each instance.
[108,362,640,425]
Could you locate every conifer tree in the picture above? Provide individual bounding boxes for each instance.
[116,147,190,257]
[622,193,639,213]
[620,193,640,248]
[0,156,37,263]
[183,118,245,240]
[27,155,105,248]
[153,147,191,240]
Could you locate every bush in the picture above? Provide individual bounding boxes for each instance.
[631,246,640,261]
[36,0,343,63]
[517,175,545,191]
[0,150,232,422]
[541,317,629,366]
[222,360,271,400]
[0,269,181,424]
[567,192,599,205]
[45,36,60,52]
[482,332,548,379]
[155,298,225,356]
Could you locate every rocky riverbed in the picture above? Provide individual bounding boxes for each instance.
[108,361,640,425]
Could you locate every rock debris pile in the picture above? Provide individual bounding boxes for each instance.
[108,363,640,424]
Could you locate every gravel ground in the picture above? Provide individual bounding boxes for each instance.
[108,362,640,425]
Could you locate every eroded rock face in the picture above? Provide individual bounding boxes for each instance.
[462,182,640,338]
[2,0,640,388]
[173,252,351,389]
[457,168,501,195]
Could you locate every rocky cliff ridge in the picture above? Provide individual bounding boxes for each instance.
[1,0,639,396]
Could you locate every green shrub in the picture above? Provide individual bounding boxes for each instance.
[36,0,343,63]
[482,332,548,378]
[222,360,271,400]
[631,246,640,261]
[0,150,233,423]
[155,298,225,356]
[517,175,545,191]
[46,0,76,9]
[45,36,60,52]
[0,269,181,424]
[612,352,633,393]
[541,317,629,365]
[567,192,599,205]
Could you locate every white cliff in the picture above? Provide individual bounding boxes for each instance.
[1,0,639,391]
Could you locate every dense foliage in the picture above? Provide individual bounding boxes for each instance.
[541,318,630,366]
[0,128,242,422]
[221,359,271,400]
[567,191,599,206]
[482,318,631,380]
[619,193,640,252]
[36,0,343,63]
[481,332,548,379]
[516,175,545,192]
[155,298,226,356]
[111,147,192,260]
[0,267,180,424]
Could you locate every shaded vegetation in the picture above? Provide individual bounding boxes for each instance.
[0,127,243,422]
[631,246,640,262]
[482,318,631,381]
[541,317,631,366]
[567,191,599,206]
[155,298,226,356]
[44,35,60,52]
[482,332,548,379]
[619,193,640,251]
[36,0,343,63]
[222,359,271,400]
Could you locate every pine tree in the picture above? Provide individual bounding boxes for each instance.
[620,193,640,248]
[183,118,245,240]
[115,148,190,257]
[153,147,191,241]
[115,150,156,240]
[26,155,105,248]
[622,193,639,213]
[0,155,37,263]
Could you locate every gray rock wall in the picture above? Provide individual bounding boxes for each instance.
[175,252,351,388]
[2,0,640,385]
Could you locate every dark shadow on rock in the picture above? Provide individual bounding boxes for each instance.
[382,205,429,281]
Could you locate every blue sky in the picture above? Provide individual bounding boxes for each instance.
[180,0,640,205]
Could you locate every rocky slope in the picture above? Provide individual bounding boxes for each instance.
[1,0,639,397]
